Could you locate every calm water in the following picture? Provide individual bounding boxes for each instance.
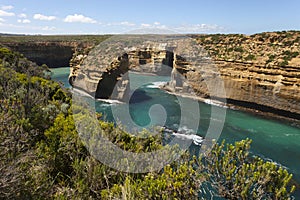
[50,67,72,88]
[51,67,300,196]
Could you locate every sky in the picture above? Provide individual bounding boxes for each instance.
[0,0,299,35]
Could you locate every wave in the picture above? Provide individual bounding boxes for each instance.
[72,88,124,105]
[96,98,124,104]
[72,88,94,98]
[178,125,195,134]
[204,99,228,108]
[172,133,203,145]
[246,128,258,133]
[284,133,300,137]
[163,126,203,146]
[146,81,168,89]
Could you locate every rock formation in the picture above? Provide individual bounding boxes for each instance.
[1,31,299,120]
[2,40,95,68]
[69,31,300,119]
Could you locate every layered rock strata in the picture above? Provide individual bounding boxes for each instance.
[2,32,299,120]
[69,32,300,120]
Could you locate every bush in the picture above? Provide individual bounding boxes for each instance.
[279,60,289,66]
[202,139,296,199]
[245,54,256,61]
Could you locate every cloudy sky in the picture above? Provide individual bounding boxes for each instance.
[0,0,299,35]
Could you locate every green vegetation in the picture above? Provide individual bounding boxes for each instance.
[204,139,296,199]
[0,34,111,45]
[245,54,256,61]
[194,31,300,66]
[0,46,296,199]
[234,46,244,53]
[267,54,276,64]
[282,50,299,61]
[279,60,289,66]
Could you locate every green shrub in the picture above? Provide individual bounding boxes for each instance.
[202,139,296,199]
[280,60,289,66]
[245,54,256,61]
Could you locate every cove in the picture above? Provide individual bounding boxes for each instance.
[51,67,300,194]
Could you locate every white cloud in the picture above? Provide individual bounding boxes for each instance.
[139,22,167,29]
[103,21,136,27]
[1,5,13,10]
[33,14,57,21]
[42,26,56,31]
[0,18,5,22]
[64,14,96,23]
[17,19,31,24]
[0,10,15,17]
[120,21,135,26]
[18,13,27,18]
[173,24,226,33]
[141,23,151,27]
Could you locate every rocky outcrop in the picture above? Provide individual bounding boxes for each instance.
[95,53,130,100]
[71,44,175,101]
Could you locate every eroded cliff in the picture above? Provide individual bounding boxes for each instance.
[0,35,108,68]
[193,31,300,118]
[1,32,299,120]
[69,31,300,120]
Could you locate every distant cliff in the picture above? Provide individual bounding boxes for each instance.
[0,35,107,68]
[3,41,90,68]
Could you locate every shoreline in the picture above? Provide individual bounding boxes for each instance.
[72,83,300,128]
[160,85,300,128]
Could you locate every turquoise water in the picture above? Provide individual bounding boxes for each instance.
[50,67,72,88]
[51,67,300,196]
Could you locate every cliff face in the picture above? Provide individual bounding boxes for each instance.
[3,41,94,68]
[70,31,300,120]
[71,46,174,101]
[3,32,298,119]
[193,31,300,118]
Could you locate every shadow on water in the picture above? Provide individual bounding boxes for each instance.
[129,89,152,104]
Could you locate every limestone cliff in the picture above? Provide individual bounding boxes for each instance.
[69,31,300,120]
[2,32,299,120]
[192,31,300,118]
[1,39,96,68]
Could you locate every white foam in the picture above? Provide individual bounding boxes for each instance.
[178,126,195,134]
[163,126,203,146]
[146,81,168,88]
[72,88,124,105]
[204,99,228,108]
[172,132,203,145]
[96,98,124,104]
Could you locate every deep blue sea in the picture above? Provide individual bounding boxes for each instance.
[51,67,300,197]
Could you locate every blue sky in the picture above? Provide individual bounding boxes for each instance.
[0,0,299,35]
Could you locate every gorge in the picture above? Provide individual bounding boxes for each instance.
[3,31,299,121]
[2,32,300,197]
